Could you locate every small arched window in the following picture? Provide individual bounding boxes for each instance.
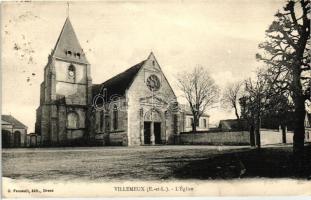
[68,64,75,80]
[76,53,81,59]
[100,111,104,131]
[67,112,79,129]
[67,50,72,56]
[113,105,118,130]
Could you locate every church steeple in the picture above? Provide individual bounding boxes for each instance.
[52,17,89,64]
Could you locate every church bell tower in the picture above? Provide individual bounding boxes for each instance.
[35,17,92,146]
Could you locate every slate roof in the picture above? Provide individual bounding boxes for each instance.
[1,120,11,125]
[52,17,89,64]
[182,105,210,117]
[218,119,247,130]
[1,115,27,129]
[92,60,146,100]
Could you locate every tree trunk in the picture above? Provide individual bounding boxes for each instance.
[192,116,198,133]
[292,60,306,176]
[281,124,286,144]
[234,104,240,120]
[249,123,255,147]
[255,114,261,149]
[292,96,306,176]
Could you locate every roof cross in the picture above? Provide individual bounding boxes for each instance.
[67,2,70,17]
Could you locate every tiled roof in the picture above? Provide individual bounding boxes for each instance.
[52,17,89,64]
[1,115,27,129]
[92,60,146,100]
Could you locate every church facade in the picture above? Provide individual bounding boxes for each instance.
[35,18,209,146]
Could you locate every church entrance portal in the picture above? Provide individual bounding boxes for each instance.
[154,122,161,144]
[143,122,162,145]
[143,109,163,145]
[144,122,151,144]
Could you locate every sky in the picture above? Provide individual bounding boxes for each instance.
[1,0,286,132]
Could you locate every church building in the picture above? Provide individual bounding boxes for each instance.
[35,17,208,146]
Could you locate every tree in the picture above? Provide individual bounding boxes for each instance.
[242,70,271,149]
[177,66,219,132]
[261,93,294,143]
[256,0,310,173]
[221,81,243,120]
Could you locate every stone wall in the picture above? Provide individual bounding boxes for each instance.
[179,129,311,146]
[260,129,311,145]
[178,131,250,145]
[109,132,128,146]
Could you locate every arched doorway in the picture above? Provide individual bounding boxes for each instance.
[2,130,11,148]
[13,131,21,147]
[144,109,163,145]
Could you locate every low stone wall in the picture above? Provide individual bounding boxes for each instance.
[260,129,311,145]
[109,131,128,146]
[94,132,128,146]
[178,129,311,146]
[178,131,250,145]
[260,130,292,145]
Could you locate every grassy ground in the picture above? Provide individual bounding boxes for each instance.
[2,145,310,181]
[2,146,248,181]
[173,145,311,179]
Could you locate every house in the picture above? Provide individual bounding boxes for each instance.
[182,108,209,132]
[2,115,28,148]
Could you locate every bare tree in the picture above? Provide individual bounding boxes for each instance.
[221,81,243,120]
[256,0,310,173]
[177,66,219,132]
[243,70,271,149]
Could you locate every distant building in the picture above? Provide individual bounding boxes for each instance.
[218,119,247,131]
[1,115,28,148]
[182,108,209,132]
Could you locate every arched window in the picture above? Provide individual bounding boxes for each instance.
[100,111,104,131]
[68,64,75,81]
[2,130,11,148]
[67,112,79,129]
[13,131,21,147]
[105,115,110,132]
[113,105,118,130]
[173,114,178,134]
